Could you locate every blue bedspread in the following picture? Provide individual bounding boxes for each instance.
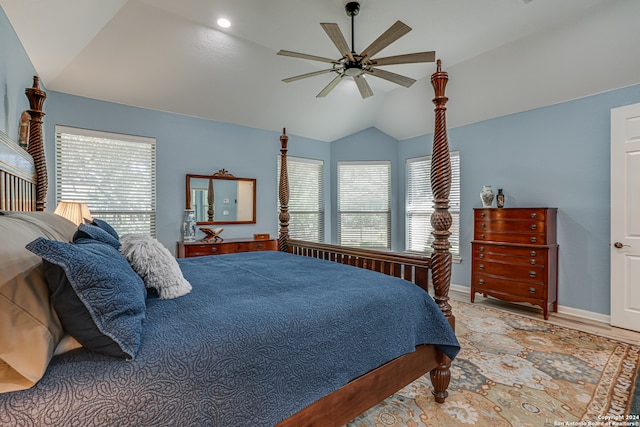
[0,251,459,426]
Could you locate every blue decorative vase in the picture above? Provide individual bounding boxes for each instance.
[182,209,196,242]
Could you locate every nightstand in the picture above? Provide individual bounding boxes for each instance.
[177,237,277,258]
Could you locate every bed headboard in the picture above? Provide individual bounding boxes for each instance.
[1,76,47,213]
[0,129,36,212]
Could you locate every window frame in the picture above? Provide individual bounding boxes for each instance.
[406,151,460,260]
[277,155,325,242]
[55,125,157,237]
[337,161,391,250]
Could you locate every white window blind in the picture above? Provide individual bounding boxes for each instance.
[406,152,460,258]
[338,161,391,249]
[55,126,157,236]
[278,156,324,242]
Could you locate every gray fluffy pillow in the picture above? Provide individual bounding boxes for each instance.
[119,234,192,299]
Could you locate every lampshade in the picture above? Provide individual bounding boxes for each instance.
[54,201,92,225]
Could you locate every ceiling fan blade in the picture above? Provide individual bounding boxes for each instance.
[317,74,345,98]
[360,21,411,61]
[370,51,435,66]
[282,69,335,83]
[277,50,339,64]
[320,23,354,62]
[354,75,373,99]
[364,68,416,88]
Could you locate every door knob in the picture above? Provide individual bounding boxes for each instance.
[613,242,630,248]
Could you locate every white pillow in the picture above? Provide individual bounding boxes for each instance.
[119,234,192,299]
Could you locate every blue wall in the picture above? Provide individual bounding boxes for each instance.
[398,84,640,315]
[330,128,399,249]
[0,8,37,140]
[44,91,331,251]
[3,6,640,316]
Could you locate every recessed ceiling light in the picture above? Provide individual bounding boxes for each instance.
[217,18,231,28]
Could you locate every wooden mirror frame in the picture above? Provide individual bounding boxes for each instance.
[186,171,257,225]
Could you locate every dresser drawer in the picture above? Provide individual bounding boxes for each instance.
[475,208,550,221]
[473,258,547,282]
[475,218,548,234]
[184,242,239,257]
[238,240,277,252]
[471,243,549,264]
[472,274,546,299]
[474,231,549,245]
[474,208,556,244]
[473,243,547,264]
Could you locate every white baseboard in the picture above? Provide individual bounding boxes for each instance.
[449,284,611,325]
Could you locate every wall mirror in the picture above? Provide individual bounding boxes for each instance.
[186,170,256,225]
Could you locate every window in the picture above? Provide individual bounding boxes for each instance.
[277,156,324,242]
[55,126,157,236]
[406,152,460,259]
[338,162,391,249]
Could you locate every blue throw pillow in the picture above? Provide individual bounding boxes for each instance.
[91,218,119,240]
[73,223,121,249]
[26,237,146,359]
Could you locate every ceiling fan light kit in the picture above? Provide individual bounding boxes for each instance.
[277,1,435,99]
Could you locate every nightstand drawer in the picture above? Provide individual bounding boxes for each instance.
[177,238,278,258]
[238,240,277,252]
[184,243,239,257]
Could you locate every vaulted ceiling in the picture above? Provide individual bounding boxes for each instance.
[2,0,638,141]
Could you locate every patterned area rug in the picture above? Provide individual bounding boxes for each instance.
[347,300,640,426]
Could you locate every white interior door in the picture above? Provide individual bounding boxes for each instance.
[610,103,640,331]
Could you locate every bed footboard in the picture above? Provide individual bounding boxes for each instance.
[286,239,430,293]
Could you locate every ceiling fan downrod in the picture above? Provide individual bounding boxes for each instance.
[345,2,360,55]
[344,2,363,76]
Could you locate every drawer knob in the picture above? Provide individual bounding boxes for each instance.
[479,234,485,239]
[481,223,486,228]
[479,254,484,259]
[478,279,484,285]
[530,251,537,257]
[479,246,485,252]
[257,243,263,249]
[210,247,218,253]
[529,271,537,278]
[530,224,537,230]
[479,264,485,270]
[530,237,537,243]
[529,287,536,294]
[530,213,537,218]
[480,212,486,218]
[530,259,536,265]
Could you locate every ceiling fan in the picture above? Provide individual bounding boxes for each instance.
[277,1,435,99]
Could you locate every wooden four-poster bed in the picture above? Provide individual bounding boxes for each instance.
[0,62,456,426]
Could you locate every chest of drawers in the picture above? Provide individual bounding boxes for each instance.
[471,207,558,319]
[177,238,277,258]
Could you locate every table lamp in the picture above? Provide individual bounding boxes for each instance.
[54,201,92,225]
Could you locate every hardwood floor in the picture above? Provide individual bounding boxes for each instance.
[450,289,640,346]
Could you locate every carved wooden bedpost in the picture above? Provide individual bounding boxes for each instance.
[25,76,47,211]
[278,128,290,252]
[429,60,455,403]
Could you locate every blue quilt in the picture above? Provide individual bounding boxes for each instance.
[0,251,459,427]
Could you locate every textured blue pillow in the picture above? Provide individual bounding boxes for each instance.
[91,218,119,240]
[73,223,120,249]
[26,237,146,359]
